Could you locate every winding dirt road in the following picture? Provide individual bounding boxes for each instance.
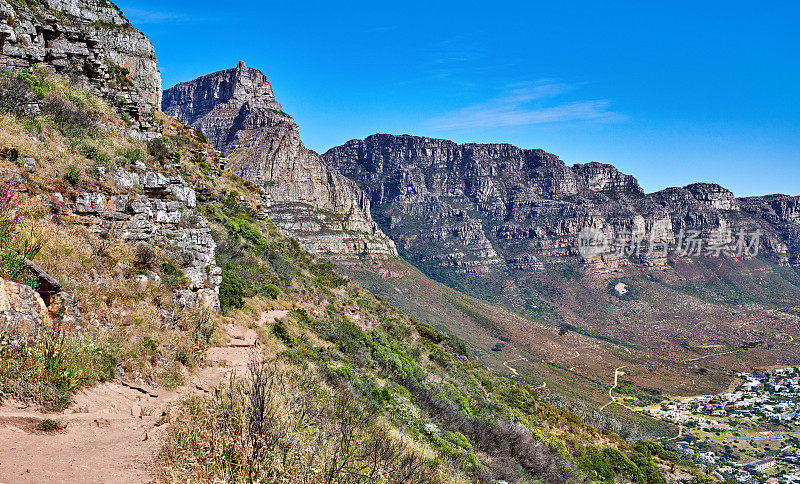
[501,355,528,376]
[600,366,626,411]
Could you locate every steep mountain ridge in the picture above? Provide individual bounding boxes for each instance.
[324,133,798,279]
[318,134,800,404]
[0,0,162,134]
[162,63,396,256]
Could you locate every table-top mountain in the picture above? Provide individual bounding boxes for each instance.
[323,133,799,296]
[162,63,396,256]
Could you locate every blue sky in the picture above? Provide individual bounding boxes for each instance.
[118,0,799,196]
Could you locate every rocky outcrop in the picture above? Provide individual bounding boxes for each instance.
[740,194,800,266]
[0,0,161,134]
[162,63,396,256]
[0,277,47,343]
[55,168,222,309]
[323,134,799,280]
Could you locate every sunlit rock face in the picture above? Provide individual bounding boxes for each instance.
[324,134,800,277]
[0,0,162,135]
[162,63,396,256]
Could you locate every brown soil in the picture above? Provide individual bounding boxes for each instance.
[0,312,285,483]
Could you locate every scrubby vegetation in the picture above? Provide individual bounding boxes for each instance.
[153,191,693,482]
[0,69,702,482]
[0,69,216,409]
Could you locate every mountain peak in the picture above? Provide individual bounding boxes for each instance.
[162,65,398,256]
[162,62,285,152]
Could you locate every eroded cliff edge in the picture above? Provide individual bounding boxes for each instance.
[162,62,396,256]
[0,0,162,135]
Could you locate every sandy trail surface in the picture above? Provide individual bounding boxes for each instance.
[0,313,276,483]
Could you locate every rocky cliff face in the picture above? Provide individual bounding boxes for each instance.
[323,134,799,283]
[162,63,396,256]
[0,0,161,135]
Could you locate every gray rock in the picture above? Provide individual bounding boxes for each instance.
[143,172,168,190]
[323,133,800,279]
[0,0,162,135]
[22,157,36,173]
[162,63,396,256]
[0,277,47,344]
[183,267,206,291]
[197,288,220,310]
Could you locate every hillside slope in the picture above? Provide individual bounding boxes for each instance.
[1,0,162,134]
[322,134,800,401]
[0,64,714,482]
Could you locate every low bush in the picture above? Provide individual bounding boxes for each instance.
[0,327,117,410]
[36,418,66,433]
[0,68,43,115]
[40,92,98,137]
[271,320,296,347]
[63,165,80,185]
[117,146,144,165]
[157,359,445,482]
[147,138,171,161]
[161,261,188,291]
[218,265,247,313]
[0,180,38,287]
[133,243,157,269]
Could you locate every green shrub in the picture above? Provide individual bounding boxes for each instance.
[36,418,65,433]
[580,451,615,482]
[0,68,44,115]
[631,451,668,484]
[271,320,296,347]
[263,283,281,299]
[311,259,347,288]
[63,165,80,185]
[117,146,144,165]
[412,319,444,343]
[1,250,38,288]
[0,327,117,410]
[161,261,188,291]
[77,143,100,160]
[193,311,215,346]
[142,336,159,353]
[602,447,643,482]
[0,181,39,287]
[218,266,247,313]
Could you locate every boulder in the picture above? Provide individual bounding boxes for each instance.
[24,259,61,305]
[0,278,48,343]
[197,289,220,310]
[22,157,36,174]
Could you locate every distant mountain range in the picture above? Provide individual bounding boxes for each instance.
[164,63,800,403]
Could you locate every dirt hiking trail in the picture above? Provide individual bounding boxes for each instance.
[0,309,289,483]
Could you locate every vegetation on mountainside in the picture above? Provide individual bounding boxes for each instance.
[0,68,217,409]
[0,70,709,482]
[154,193,705,482]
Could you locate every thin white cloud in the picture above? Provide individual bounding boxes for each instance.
[123,7,191,24]
[426,82,626,130]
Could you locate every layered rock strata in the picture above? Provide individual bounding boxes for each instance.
[323,134,798,276]
[55,168,221,308]
[161,62,396,256]
[0,0,162,134]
